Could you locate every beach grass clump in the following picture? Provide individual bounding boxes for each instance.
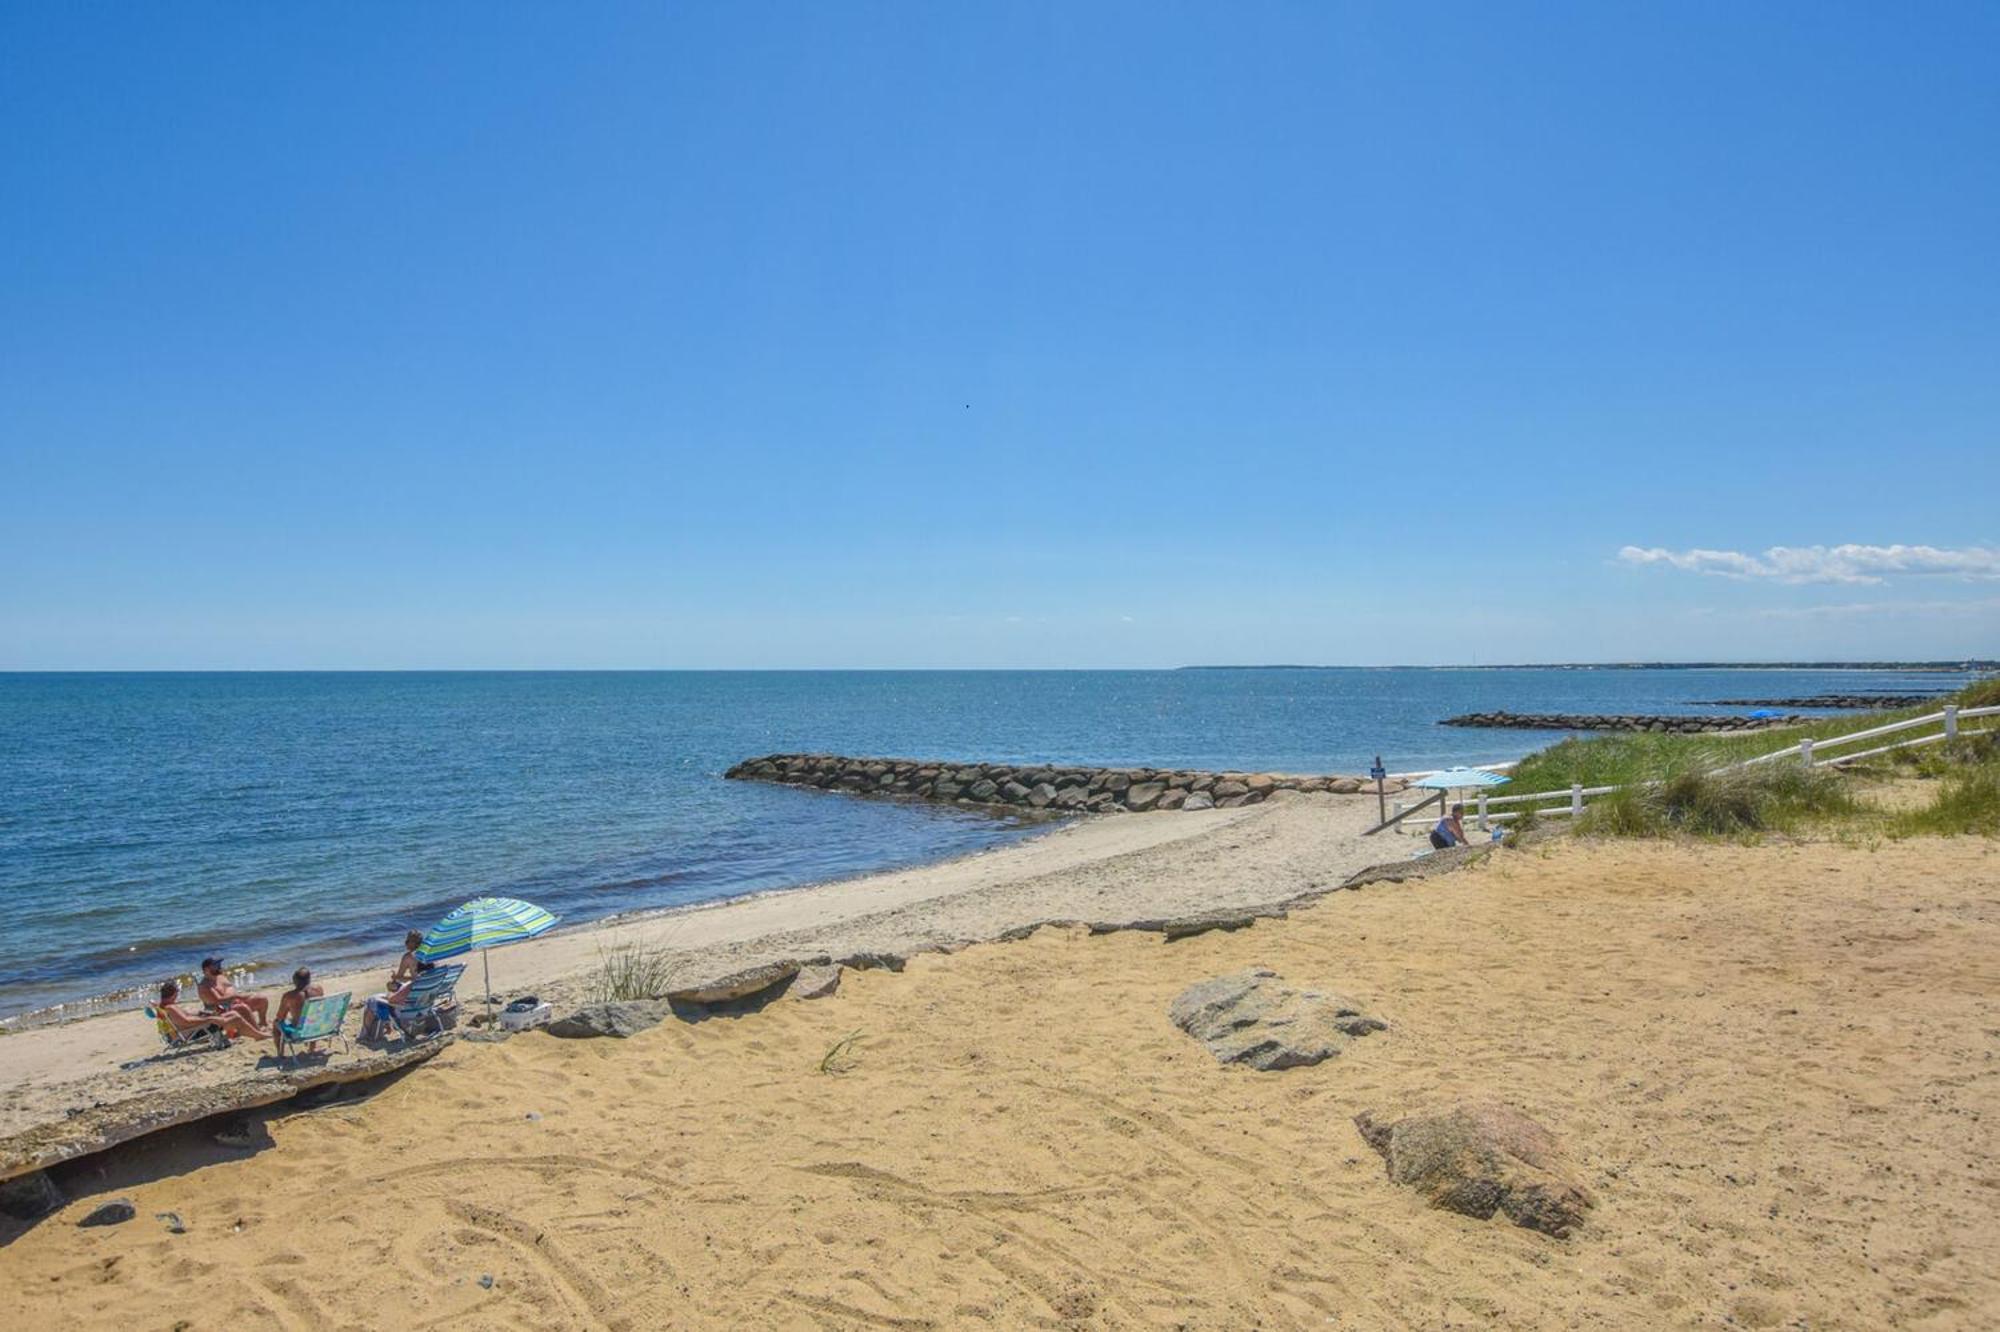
[587,942,678,1004]
[1890,755,2000,837]
[1576,762,1858,839]
[818,1030,863,1075]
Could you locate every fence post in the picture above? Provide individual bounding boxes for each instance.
[1570,782,1582,816]
[1800,737,1814,768]
[1477,792,1488,831]
[1945,704,1959,740]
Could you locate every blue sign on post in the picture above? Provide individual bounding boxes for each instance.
[1368,762,1386,781]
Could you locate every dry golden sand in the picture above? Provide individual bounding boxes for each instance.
[4,834,1996,1330]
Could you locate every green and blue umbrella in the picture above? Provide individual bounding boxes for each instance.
[1408,766,1511,793]
[418,896,558,1025]
[1409,767,1510,836]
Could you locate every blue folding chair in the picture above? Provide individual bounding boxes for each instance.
[385,965,464,1042]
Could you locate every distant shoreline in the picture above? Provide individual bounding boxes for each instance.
[1180,661,1995,673]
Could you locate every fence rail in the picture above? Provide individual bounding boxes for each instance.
[1404,702,1996,832]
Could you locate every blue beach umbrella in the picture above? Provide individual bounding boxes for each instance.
[418,896,558,1025]
[1408,767,1510,830]
[1408,766,1511,793]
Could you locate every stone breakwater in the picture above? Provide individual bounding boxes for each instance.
[724,753,1405,814]
[1441,712,1805,734]
[1696,694,1942,710]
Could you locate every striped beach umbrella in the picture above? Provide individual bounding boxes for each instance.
[418,896,558,1025]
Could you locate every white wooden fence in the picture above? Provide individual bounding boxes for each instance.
[1394,702,1997,833]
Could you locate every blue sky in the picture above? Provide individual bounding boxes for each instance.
[2,3,1995,668]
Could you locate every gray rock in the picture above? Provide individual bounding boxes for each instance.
[78,1198,137,1227]
[1212,779,1249,799]
[0,1169,65,1221]
[1124,781,1166,812]
[1181,791,1215,811]
[668,960,801,1005]
[792,964,842,1000]
[1169,968,1386,1071]
[967,779,998,801]
[1027,783,1057,808]
[1156,788,1188,810]
[155,1210,187,1234]
[1094,910,1271,941]
[1354,1101,1594,1238]
[546,1000,672,1039]
[836,950,906,972]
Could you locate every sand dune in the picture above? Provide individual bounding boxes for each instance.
[4,831,1996,1330]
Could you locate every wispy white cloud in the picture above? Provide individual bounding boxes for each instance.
[1747,597,2000,621]
[1618,543,2000,586]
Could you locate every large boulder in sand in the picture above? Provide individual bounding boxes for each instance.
[1169,968,1386,1071]
[1353,1101,1595,1237]
[547,1000,672,1039]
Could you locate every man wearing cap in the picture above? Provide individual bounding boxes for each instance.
[197,956,271,1025]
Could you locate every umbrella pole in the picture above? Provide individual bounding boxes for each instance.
[483,948,494,1027]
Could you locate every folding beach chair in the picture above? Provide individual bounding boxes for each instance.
[276,991,353,1061]
[386,964,464,1042]
[146,1005,230,1054]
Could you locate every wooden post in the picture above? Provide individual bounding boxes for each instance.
[1570,782,1583,816]
[1372,756,1387,826]
[1800,737,1814,769]
[1945,704,1959,740]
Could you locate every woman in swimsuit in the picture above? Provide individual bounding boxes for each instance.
[158,979,269,1044]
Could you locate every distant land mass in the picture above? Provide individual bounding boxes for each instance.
[1179,662,1998,673]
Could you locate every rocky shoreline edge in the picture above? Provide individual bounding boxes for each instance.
[724,752,1408,814]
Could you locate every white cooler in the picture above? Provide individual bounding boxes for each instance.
[499,996,553,1032]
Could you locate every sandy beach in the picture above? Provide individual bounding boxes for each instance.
[0,793,1388,1141]
[2,796,1995,1329]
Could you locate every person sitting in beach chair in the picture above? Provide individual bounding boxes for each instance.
[361,963,464,1043]
[388,930,427,990]
[1429,802,1469,850]
[153,979,268,1048]
[271,967,327,1055]
[197,956,270,1026]
[275,972,352,1061]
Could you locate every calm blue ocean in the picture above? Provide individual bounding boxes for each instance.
[0,668,1972,1018]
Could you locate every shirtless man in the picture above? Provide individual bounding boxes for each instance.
[198,957,271,1025]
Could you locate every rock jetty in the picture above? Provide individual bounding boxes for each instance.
[724,753,1403,814]
[1695,694,1941,710]
[1440,712,1803,734]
